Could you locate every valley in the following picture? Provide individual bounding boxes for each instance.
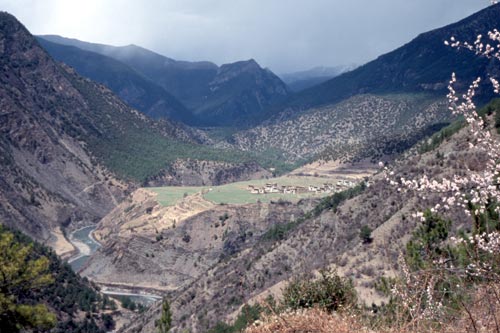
[151,173,363,206]
[80,170,366,293]
[1,3,500,333]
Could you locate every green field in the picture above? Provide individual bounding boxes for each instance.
[148,186,206,206]
[148,176,343,206]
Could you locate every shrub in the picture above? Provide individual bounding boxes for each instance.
[281,268,357,313]
[182,234,191,243]
[359,225,373,244]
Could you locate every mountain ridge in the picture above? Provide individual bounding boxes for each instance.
[222,3,500,165]
[277,3,500,117]
[280,65,355,92]
[38,35,290,127]
[0,10,130,249]
[36,37,195,123]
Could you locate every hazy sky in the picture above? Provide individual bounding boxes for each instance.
[0,0,490,73]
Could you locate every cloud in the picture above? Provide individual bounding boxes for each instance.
[0,0,488,72]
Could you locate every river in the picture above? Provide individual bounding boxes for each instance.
[67,226,162,305]
[68,226,100,271]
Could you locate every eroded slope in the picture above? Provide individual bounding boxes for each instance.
[82,189,313,292]
[124,112,489,332]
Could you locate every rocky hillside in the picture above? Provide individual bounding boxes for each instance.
[36,38,194,124]
[118,100,497,332]
[81,188,315,293]
[229,93,450,163]
[38,35,290,127]
[0,11,129,252]
[0,12,274,254]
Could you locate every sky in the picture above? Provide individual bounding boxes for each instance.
[0,0,490,73]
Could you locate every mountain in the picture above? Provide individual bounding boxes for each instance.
[116,98,499,332]
[0,11,130,250]
[38,35,290,127]
[283,3,500,113]
[37,34,219,109]
[0,12,276,254]
[195,59,289,126]
[280,65,355,92]
[36,37,194,123]
[225,3,500,165]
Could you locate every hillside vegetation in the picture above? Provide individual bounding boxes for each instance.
[65,66,290,182]
[0,226,118,333]
[231,93,450,163]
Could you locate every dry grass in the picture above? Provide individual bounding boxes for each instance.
[245,308,369,333]
[245,283,500,333]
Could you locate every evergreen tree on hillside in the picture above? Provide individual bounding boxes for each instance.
[0,228,56,332]
[156,297,172,333]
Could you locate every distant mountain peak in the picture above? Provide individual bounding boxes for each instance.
[210,58,286,92]
[280,64,356,92]
[217,58,262,75]
[37,35,288,127]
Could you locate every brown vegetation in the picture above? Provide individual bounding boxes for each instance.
[245,283,500,333]
[245,308,368,333]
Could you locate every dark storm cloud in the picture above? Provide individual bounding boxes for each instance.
[0,0,488,72]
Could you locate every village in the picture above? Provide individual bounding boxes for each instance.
[246,179,358,195]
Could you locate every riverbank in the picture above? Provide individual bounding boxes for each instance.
[67,225,162,305]
[101,287,162,305]
[51,226,76,260]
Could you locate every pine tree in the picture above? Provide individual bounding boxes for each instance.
[156,297,172,333]
[0,228,56,332]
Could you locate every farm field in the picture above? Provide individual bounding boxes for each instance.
[148,175,358,206]
[147,186,203,206]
